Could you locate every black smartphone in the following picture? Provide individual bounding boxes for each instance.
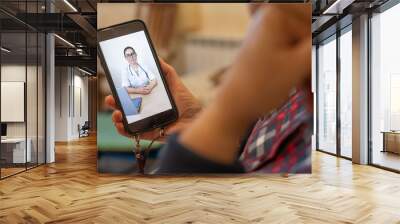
[98,20,178,135]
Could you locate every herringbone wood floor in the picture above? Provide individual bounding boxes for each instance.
[1,135,400,224]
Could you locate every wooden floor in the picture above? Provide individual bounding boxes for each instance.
[1,163,44,178]
[1,136,400,223]
[1,167,26,178]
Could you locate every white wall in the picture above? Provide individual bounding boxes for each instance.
[1,65,37,138]
[54,67,89,141]
[55,67,69,141]
[1,64,46,164]
[72,73,89,138]
[1,65,26,135]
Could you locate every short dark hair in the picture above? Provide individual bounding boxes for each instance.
[123,46,136,56]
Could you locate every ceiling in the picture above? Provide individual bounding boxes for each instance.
[0,0,144,73]
[0,0,99,73]
[1,0,395,73]
[311,0,390,43]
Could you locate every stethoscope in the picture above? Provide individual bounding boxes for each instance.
[128,64,150,79]
[128,64,150,87]
[128,64,142,77]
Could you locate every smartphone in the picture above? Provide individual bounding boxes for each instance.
[97,20,178,135]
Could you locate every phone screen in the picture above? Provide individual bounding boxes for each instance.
[99,30,172,125]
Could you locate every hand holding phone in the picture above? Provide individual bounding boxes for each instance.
[98,20,180,134]
[105,58,202,140]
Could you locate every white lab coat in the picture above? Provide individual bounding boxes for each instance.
[121,64,155,88]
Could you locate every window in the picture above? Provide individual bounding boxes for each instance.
[370,2,400,171]
[317,35,337,154]
[312,45,317,151]
[339,28,352,158]
[0,1,46,179]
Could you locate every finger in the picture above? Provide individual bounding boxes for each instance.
[105,95,117,109]
[115,122,130,137]
[159,58,172,76]
[159,58,178,80]
[158,57,168,70]
[112,110,123,123]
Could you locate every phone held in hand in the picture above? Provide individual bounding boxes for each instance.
[98,20,178,135]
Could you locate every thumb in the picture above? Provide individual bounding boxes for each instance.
[158,57,180,87]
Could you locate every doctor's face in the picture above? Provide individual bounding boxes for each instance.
[124,49,138,65]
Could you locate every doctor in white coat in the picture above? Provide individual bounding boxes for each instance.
[121,46,157,95]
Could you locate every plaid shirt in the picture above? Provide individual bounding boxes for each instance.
[239,90,313,173]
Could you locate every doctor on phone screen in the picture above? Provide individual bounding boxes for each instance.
[121,46,157,95]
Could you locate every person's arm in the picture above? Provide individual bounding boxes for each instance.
[121,68,144,94]
[146,79,157,92]
[144,67,157,92]
[179,4,311,166]
[126,86,149,95]
[121,66,150,94]
[154,134,244,174]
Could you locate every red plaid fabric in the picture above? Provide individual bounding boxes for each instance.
[239,90,313,173]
